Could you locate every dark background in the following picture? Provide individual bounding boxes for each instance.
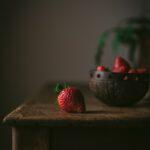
[1,0,150,149]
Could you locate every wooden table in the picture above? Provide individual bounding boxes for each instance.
[3,84,150,150]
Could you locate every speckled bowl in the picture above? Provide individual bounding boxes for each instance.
[89,70,149,106]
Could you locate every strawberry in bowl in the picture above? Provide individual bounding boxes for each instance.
[89,56,149,106]
[112,56,131,73]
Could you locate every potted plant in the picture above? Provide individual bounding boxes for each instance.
[95,17,150,69]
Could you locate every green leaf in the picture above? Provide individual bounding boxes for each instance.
[111,32,120,53]
[54,83,64,94]
[128,40,138,65]
[95,31,109,66]
[95,47,103,66]
[64,83,69,88]
[97,31,109,50]
[54,83,70,95]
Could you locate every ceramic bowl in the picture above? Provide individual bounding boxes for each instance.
[89,70,149,106]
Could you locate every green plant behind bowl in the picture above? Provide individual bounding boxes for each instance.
[95,17,150,67]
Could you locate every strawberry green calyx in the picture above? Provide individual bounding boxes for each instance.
[55,83,63,94]
[54,83,69,94]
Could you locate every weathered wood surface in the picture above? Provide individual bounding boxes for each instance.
[3,84,150,127]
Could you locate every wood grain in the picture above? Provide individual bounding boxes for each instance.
[3,84,150,127]
[12,127,50,150]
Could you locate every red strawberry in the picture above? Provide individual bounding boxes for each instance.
[57,87,86,113]
[112,56,131,73]
[113,66,127,73]
[128,69,137,73]
[137,68,148,74]
[97,66,105,71]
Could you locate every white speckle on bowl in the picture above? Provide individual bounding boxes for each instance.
[95,71,112,80]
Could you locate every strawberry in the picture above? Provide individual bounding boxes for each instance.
[128,69,137,73]
[57,87,86,113]
[97,66,105,71]
[112,56,131,73]
[113,66,127,73]
[97,66,110,72]
[137,68,148,74]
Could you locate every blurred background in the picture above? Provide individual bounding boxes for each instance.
[1,0,150,149]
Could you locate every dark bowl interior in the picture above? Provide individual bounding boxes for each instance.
[89,70,149,106]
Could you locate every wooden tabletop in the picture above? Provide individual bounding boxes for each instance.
[3,84,150,127]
